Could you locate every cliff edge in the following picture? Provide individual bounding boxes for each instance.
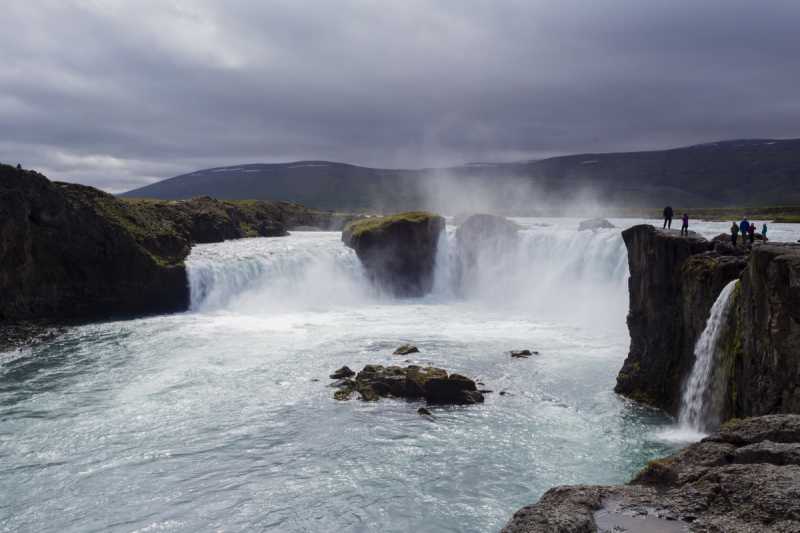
[0,165,360,327]
[615,224,800,420]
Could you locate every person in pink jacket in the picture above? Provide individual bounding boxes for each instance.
[680,212,689,236]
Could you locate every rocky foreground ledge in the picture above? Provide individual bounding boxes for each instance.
[500,415,800,533]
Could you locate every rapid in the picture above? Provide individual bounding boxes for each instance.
[2,217,789,532]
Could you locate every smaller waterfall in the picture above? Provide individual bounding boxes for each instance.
[679,280,738,433]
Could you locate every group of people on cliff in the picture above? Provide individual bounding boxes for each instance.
[663,205,768,245]
[731,218,767,245]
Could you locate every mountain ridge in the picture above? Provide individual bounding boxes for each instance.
[119,138,800,211]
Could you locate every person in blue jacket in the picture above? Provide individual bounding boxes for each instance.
[739,218,750,243]
[762,223,768,241]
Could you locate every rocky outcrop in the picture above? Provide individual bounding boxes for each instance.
[0,166,191,321]
[0,164,357,326]
[500,415,800,533]
[331,364,484,405]
[616,225,800,421]
[342,212,445,297]
[578,218,615,231]
[455,214,518,260]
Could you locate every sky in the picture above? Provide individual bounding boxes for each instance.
[2,0,799,194]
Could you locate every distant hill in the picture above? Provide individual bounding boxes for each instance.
[119,139,800,212]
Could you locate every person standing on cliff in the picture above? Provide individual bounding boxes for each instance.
[739,218,750,245]
[762,223,768,241]
[663,204,673,229]
[748,222,756,244]
[731,221,739,245]
[680,212,689,236]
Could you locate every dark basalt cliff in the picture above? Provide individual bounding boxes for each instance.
[342,212,445,297]
[0,165,359,325]
[500,415,800,533]
[615,224,800,419]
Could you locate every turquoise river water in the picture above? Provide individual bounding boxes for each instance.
[2,218,797,532]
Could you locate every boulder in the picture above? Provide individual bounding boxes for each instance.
[500,415,800,533]
[342,212,445,297]
[510,350,536,358]
[578,218,615,231]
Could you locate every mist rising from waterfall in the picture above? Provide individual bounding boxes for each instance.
[679,280,738,433]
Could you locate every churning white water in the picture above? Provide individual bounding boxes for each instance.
[4,218,759,532]
[679,280,738,434]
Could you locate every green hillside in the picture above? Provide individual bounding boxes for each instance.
[119,139,800,211]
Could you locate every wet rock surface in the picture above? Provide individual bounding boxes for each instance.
[331,364,484,405]
[500,415,800,533]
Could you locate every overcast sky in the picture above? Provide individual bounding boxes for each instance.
[2,0,799,193]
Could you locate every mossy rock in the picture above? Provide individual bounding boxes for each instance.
[394,345,420,355]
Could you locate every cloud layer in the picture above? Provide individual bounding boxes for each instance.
[2,0,799,192]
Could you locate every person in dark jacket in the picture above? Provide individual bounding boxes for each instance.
[663,204,673,229]
[748,222,756,244]
[680,212,689,236]
[731,222,739,246]
[739,217,750,238]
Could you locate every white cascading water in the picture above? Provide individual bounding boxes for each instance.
[679,279,738,433]
[187,222,631,327]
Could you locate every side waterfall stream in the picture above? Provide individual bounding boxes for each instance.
[679,280,739,433]
[2,218,751,533]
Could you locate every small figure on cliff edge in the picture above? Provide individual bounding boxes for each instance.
[748,222,756,244]
[762,223,768,241]
[16,163,21,169]
[731,221,739,246]
[740,218,751,246]
[663,204,673,229]
[680,212,689,236]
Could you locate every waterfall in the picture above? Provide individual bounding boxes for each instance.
[678,280,738,433]
[185,223,630,328]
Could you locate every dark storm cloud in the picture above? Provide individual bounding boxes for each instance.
[1,0,799,192]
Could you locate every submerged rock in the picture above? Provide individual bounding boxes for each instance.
[393,345,419,355]
[341,212,445,297]
[500,415,800,533]
[577,218,615,231]
[331,364,484,405]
